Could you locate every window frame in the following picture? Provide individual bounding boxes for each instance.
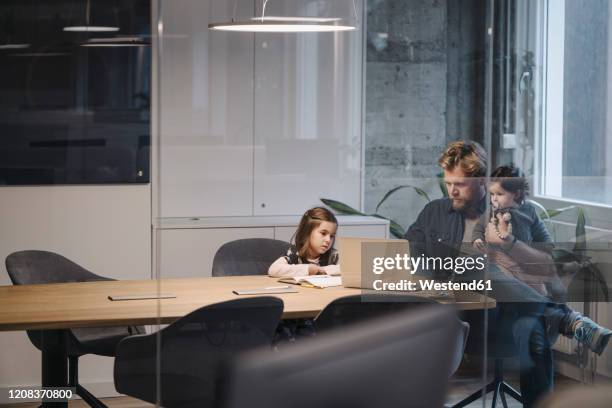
[532,0,612,230]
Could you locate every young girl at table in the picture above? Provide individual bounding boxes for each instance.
[472,164,611,355]
[268,206,340,343]
[268,206,340,278]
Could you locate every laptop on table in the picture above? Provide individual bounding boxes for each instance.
[336,237,418,290]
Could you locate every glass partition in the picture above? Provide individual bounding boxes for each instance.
[489,0,612,394]
[153,1,611,408]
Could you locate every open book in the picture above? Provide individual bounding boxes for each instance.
[278,275,342,289]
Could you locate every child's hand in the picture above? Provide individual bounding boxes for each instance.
[316,267,329,275]
[308,265,328,275]
[485,218,511,243]
[308,264,319,275]
[473,238,487,252]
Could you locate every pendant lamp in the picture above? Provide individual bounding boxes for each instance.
[209,0,358,33]
[63,0,119,32]
[0,9,29,50]
[81,36,149,47]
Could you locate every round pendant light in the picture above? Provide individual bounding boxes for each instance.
[81,36,149,47]
[63,0,119,33]
[209,0,358,33]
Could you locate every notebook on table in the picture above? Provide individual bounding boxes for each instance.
[278,275,342,289]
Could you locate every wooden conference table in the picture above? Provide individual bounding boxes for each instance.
[0,275,495,406]
[0,275,495,330]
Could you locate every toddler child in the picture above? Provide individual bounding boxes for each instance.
[473,165,611,355]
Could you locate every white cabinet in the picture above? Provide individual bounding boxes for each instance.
[273,224,388,242]
[159,0,254,217]
[158,0,364,218]
[159,227,275,278]
[158,215,388,277]
[252,27,363,215]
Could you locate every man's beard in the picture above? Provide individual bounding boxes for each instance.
[451,198,472,212]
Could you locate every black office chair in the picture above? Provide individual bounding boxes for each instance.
[212,238,290,276]
[114,296,283,408]
[226,304,461,408]
[5,250,145,408]
[452,307,525,408]
[314,294,470,376]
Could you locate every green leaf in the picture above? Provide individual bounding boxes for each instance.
[437,172,448,197]
[551,248,579,263]
[370,214,406,238]
[526,199,549,220]
[321,198,406,238]
[545,205,575,219]
[528,199,575,220]
[587,262,610,302]
[375,185,430,212]
[320,198,366,215]
[574,207,586,253]
[389,222,406,239]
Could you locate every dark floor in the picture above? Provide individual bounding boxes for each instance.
[446,366,591,407]
[1,370,605,408]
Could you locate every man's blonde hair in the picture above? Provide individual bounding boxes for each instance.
[438,140,487,177]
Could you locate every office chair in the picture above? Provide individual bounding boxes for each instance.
[212,238,289,276]
[314,294,470,376]
[114,296,283,408]
[452,307,525,408]
[5,250,145,408]
[226,304,461,408]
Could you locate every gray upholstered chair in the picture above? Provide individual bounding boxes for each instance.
[114,297,283,408]
[314,294,470,377]
[212,238,290,276]
[226,304,461,408]
[5,250,144,408]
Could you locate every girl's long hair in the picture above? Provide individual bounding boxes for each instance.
[293,207,338,263]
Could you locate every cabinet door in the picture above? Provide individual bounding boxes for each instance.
[252,2,364,215]
[336,224,389,239]
[274,226,297,242]
[159,0,254,217]
[274,223,388,243]
[159,227,275,278]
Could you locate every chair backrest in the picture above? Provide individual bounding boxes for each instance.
[114,296,284,408]
[315,294,469,375]
[314,293,438,332]
[5,250,141,354]
[226,305,459,408]
[5,250,108,285]
[212,238,289,277]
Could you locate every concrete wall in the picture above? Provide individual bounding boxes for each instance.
[364,0,486,233]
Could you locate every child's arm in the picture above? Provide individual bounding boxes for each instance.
[320,264,341,276]
[473,238,487,252]
[529,207,554,251]
[268,256,320,277]
[319,250,340,275]
[472,213,488,251]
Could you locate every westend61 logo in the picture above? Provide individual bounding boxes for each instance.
[369,253,492,292]
[372,253,486,275]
